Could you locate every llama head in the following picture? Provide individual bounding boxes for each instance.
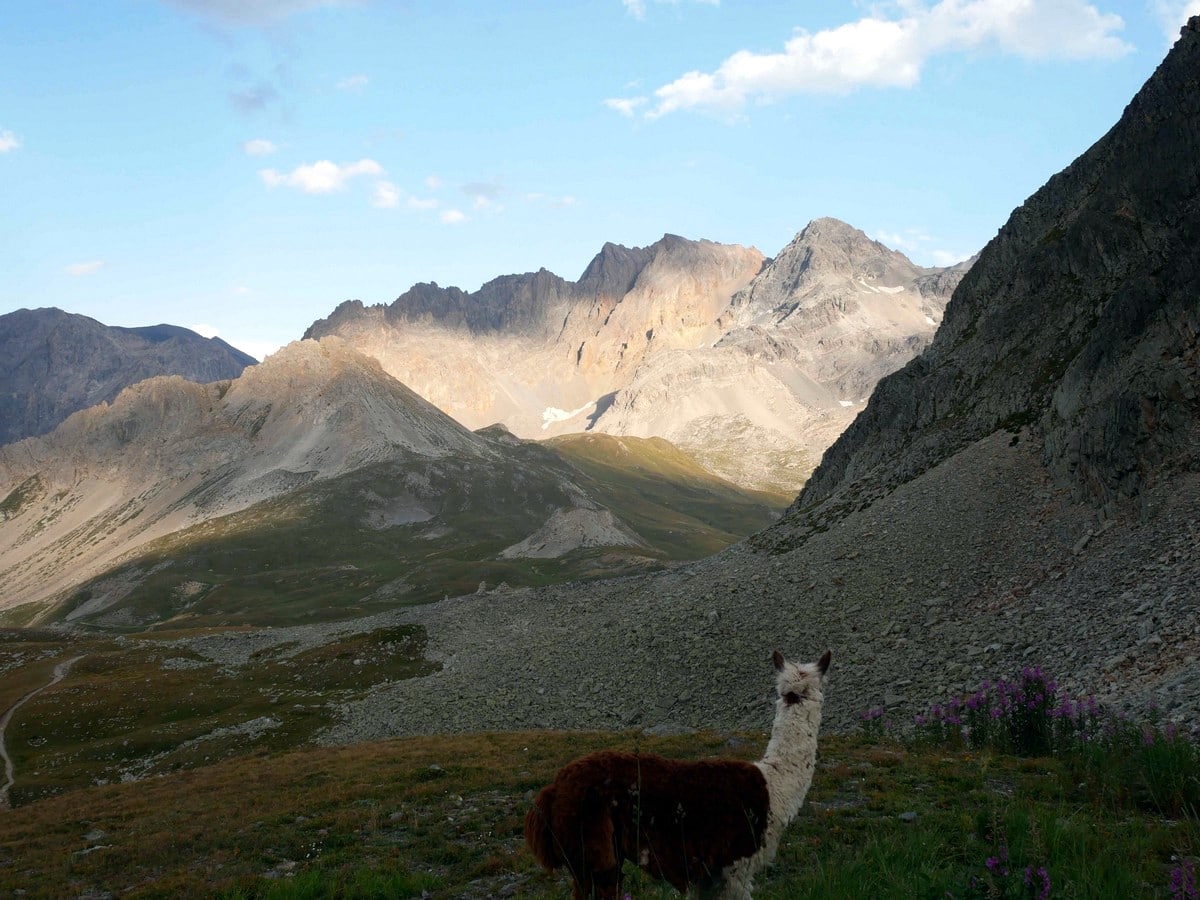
[772,648,831,708]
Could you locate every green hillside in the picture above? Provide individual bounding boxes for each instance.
[16,432,787,631]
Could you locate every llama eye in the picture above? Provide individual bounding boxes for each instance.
[783,691,801,705]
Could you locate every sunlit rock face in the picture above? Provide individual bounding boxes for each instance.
[307,224,967,493]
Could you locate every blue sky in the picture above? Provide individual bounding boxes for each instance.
[2,0,1197,360]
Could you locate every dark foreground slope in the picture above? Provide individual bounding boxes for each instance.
[785,18,1199,528]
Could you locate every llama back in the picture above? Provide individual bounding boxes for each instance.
[528,749,771,892]
[524,783,564,871]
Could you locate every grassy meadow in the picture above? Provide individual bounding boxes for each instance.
[0,636,1196,898]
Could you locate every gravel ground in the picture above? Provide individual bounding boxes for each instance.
[288,430,1200,746]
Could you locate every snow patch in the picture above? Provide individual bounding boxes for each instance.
[925,315,937,325]
[838,400,856,408]
[542,401,596,430]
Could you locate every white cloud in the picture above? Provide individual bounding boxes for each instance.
[372,180,402,208]
[162,0,355,25]
[259,158,383,193]
[527,192,577,209]
[242,138,278,156]
[1154,0,1200,43]
[0,130,21,153]
[604,96,648,117]
[440,209,468,224]
[67,260,105,276]
[424,175,443,190]
[872,226,971,267]
[930,248,969,266]
[632,0,1131,118]
[336,74,369,90]
[236,339,282,361]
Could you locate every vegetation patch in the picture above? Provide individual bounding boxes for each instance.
[1,626,435,805]
[0,473,44,521]
[0,661,1195,897]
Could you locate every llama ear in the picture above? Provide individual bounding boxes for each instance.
[818,649,832,675]
[772,649,785,672]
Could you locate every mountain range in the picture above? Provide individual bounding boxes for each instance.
[0,337,788,625]
[0,308,256,446]
[0,216,963,623]
[1,17,1196,791]
[306,219,968,492]
[315,16,1200,740]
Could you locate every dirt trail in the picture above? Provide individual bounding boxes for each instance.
[0,655,84,810]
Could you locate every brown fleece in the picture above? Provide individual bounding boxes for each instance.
[525,749,770,899]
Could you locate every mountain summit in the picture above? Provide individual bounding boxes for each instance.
[307,224,967,491]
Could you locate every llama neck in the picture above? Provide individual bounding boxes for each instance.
[757,697,823,821]
[762,698,822,769]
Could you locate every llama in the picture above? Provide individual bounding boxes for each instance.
[525,648,831,899]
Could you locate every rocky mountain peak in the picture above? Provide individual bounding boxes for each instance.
[786,14,1200,531]
[0,307,257,447]
[576,241,657,297]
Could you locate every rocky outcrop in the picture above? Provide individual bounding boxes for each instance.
[0,308,257,446]
[786,16,1200,531]
[499,507,649,559]
[585,220,966,490]
[303,235,769,443]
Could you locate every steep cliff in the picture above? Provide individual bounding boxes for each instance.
[786,16,1200,530]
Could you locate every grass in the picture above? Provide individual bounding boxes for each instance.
[1,699,1197,896]
[0,729,1195,898]
[0,626,435,806]
[3,639,1196,897]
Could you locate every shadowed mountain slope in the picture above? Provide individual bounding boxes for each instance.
[0,308,257,446]
[0,339,782,626]
[783,22,1200,531]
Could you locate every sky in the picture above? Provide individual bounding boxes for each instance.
[2,0,1197,361]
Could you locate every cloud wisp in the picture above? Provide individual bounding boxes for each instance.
[260,158,383,193]
[371,180,401,208]
[67,261,106,276]
[242,138,278,156]
[1153,0,1200,44]
[0,130,21,152]
[622,0,719,22]
[609,0,1132,119]
[162,0,355,25]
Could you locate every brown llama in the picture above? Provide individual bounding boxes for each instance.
[525,648,831,899]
